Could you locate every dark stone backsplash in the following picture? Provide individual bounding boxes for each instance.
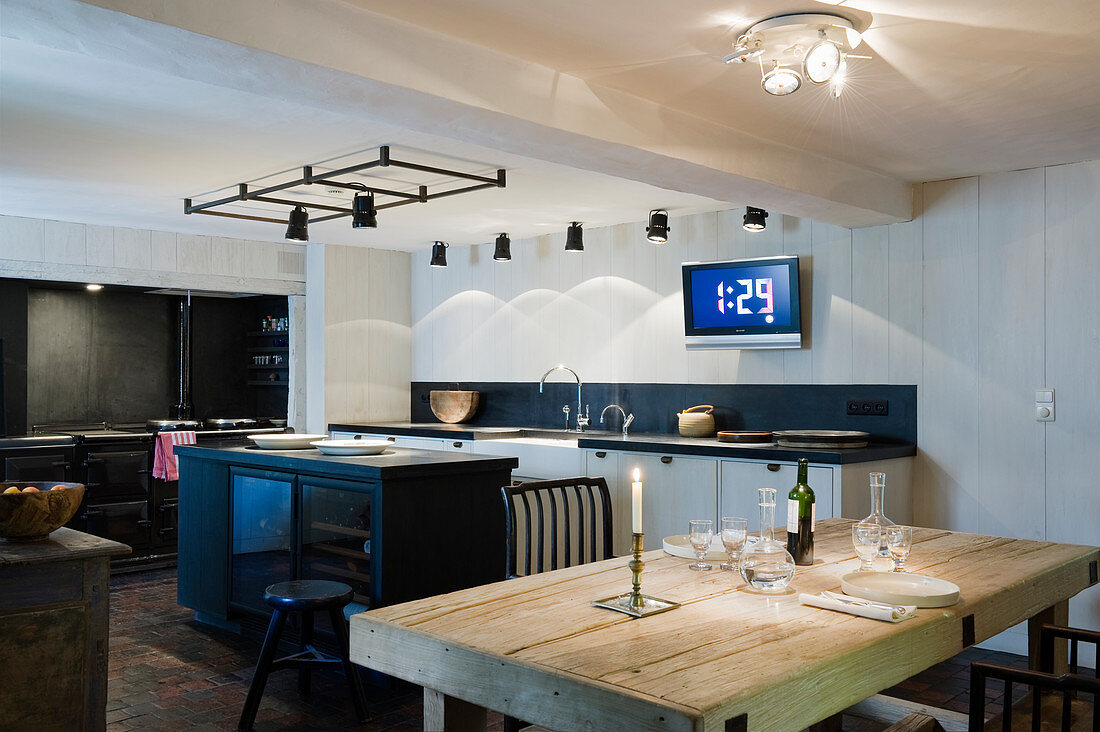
[412,382,917,444]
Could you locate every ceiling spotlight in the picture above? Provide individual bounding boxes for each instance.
[721,13,869,98]
[804,39,841,84]
[646,210,670,243]
[565,222,584,252]
[351,192,377,228]
[493,233,511,262]
[285,205,309,241]
[429,241,449,267]
[762,63,802,96]
[743,206,768,232]
[85,283,103,292]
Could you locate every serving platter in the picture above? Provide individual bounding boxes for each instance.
[247,433,329,450]
[310,439,390,456]
[840,571,960,608]
[663,534,753,560]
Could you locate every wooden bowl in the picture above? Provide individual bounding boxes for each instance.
[0,482,85,542]
[429,390,480,424]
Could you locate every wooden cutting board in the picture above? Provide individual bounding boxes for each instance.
[716,431,774,443]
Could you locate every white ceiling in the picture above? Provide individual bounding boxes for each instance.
[0,37,729,250]
[348,0,1100,182]
[2,0,1098,251]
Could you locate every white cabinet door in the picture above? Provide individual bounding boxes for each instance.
[392,436,448,450]
[719,460,834,533]
[468,439,584,481]
[584,449,629,555]
[628,452,718,551]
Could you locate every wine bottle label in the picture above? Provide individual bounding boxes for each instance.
[811,503,816,531]
[787,499,798,533]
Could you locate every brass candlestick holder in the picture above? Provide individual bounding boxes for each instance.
[593,532,681,618]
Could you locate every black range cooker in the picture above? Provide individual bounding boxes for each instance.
[1,419,285,569]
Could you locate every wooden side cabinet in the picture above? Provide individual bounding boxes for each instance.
[0,529,130,732]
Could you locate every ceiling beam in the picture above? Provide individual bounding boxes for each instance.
[7,0,914,227]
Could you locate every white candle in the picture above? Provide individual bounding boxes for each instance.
[631,468,643,534]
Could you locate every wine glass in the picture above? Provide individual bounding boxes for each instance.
[886,525,913,572]
[852,522,882,572]
[720,517,748,571]
[688,519,714,571]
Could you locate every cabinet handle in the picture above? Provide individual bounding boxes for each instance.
[766,463,781,472]
[594,451,607,459]
[660,456,673,464]
[386,437,395,442]
[453,442,463,448]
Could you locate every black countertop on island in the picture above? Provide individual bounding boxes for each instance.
[328,422,916,465]
[174,443,518,480]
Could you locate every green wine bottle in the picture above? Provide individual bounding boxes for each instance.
[786,458,815,566]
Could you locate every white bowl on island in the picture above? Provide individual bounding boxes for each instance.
[247,433,329,450]
[310,439,391,456]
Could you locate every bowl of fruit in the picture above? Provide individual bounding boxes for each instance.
[0,482,85,542]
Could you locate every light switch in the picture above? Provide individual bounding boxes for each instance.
[1035,388,1055,422]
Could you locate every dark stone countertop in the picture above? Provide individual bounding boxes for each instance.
[0,527,131,568]
[329,422,916,465]
[175,444,518,481]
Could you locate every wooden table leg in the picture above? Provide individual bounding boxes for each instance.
[423,688,488,732]
[1028,599,1068,673]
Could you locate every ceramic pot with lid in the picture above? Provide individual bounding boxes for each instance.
[677,405,715,437]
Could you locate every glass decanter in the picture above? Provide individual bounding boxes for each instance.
[739,488,795,592]
[861,472,896,556]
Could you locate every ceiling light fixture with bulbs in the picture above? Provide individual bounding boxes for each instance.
[722,13,870,98]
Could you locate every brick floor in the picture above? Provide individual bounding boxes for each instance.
[105,568,1045,730]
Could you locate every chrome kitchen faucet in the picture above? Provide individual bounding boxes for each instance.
[538,364,588,432]
[600,404,635,436]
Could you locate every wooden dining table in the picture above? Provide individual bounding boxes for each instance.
[349,519,1098,731]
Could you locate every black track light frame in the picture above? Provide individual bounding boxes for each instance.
[493,233,511,261]
[565,222,584,252]
[743,206,769,232]
[184,145,507,230]
[646,209,670,243]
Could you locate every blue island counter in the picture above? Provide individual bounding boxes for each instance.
[175,444,517,628]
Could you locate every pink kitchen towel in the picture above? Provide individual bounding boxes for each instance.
[152,431,197,481]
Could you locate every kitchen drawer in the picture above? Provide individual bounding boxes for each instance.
[719,459,834,532]
[469,439,583,479]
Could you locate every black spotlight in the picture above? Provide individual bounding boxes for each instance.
[646,209,670,243]
[565,222,584,252]
[351,192,377,228]
[493,233,511,261]
[743,206,768,232]
[285,205,309,241]
[429,241,449,267]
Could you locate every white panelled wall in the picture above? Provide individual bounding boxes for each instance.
[306,243,412,431]
[412,160,1100,661]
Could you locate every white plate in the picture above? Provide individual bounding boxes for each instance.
[310,439,391,456]
[840,571,961,608]
[247,433,329,450]
[663,534,752,561]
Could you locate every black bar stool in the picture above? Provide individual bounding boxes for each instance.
[238,580,368,731]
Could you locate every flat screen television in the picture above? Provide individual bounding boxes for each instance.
[682,255,802,350]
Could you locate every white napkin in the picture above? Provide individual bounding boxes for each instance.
[799,591,917,622]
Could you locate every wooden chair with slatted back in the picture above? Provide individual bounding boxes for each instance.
[501,477,615,579]
[970,624,1099,732]
[500,477,615,732]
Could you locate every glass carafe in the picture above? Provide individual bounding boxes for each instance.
[739,488,795,592]
[861,472,896,556]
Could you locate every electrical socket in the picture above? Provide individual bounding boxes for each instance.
[846,399,888,416]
